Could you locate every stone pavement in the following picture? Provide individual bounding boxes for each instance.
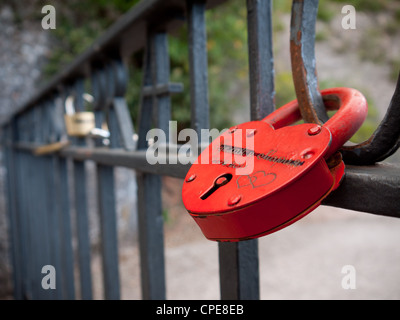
[97,205,400,300]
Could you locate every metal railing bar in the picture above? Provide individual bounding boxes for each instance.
[323,164,400,218]
[44,155,63,300]
[142,83,184,97]
[15,112,37,299]
[70,80,94,300]
[289,0,400,164]
[9,140,400,219]
[17,150,33,299]
[341,72,400,164]
[247,0,275,120]
[218,0,278,301]
[73,158,93,300]
[3,124,23,300]
[113,97,137,151]
[109,59,137,151]
[137,173,166,299]
[57,157,76,300]
[219,240,260,300]
[290,0,329,124]
[60,147,190,177]
[93,67,122,300]
[97,164,121,300]
[137,34,155,151]
[34,108,54,299]
[154,33,173,137]
[29,154,45,299]
[187,0,210,134]
[43,103,64,300]
[136,31,171,300]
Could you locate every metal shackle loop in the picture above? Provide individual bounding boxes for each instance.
[262,87,368,158]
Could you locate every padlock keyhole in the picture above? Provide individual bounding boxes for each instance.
[200,173,233,200]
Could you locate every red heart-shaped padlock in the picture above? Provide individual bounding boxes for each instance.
[182,87,367,241]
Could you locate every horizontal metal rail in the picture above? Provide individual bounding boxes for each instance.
[10,141,400,219]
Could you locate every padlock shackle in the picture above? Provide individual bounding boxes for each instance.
[262,87,368,157]
[65,93,94,115]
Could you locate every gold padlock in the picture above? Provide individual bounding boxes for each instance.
[64,112,95,137]
[64,94,95,137]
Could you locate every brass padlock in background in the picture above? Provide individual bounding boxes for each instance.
[64,94,95,137]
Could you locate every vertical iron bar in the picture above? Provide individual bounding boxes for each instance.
[57,157,76,300]
[25,111,38,299]
[136,31,170,300]
[92,66,122,300]
[137,173,165,299]
[96,163,120,300]
[43,102,63,300]
[247,0,275,119]
[46,157,63,300]
[217,0,268,301]
[187,0,210,134]
[111,59,136,151]
[34,106,52,300]
[73,159,93,300]
[72,80,93,299]
[4,122,22,299]
[97,107,121,300]
[219,241,259,300]
[113,98,136,150]
[16,149,31,299]
[18,114,36,299]
[52,90,76,299]
[153,33,172,136]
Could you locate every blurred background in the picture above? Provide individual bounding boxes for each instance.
[0,0,400,299]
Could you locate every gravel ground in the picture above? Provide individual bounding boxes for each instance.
[91,205,400,300]
[88,178,400,300]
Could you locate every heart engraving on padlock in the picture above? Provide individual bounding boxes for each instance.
[182,87,368,242]
[237,171,277,189]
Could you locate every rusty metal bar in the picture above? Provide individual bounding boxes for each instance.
[341,72,400,164]
[290,0,328,123]
[290,0,400,164]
